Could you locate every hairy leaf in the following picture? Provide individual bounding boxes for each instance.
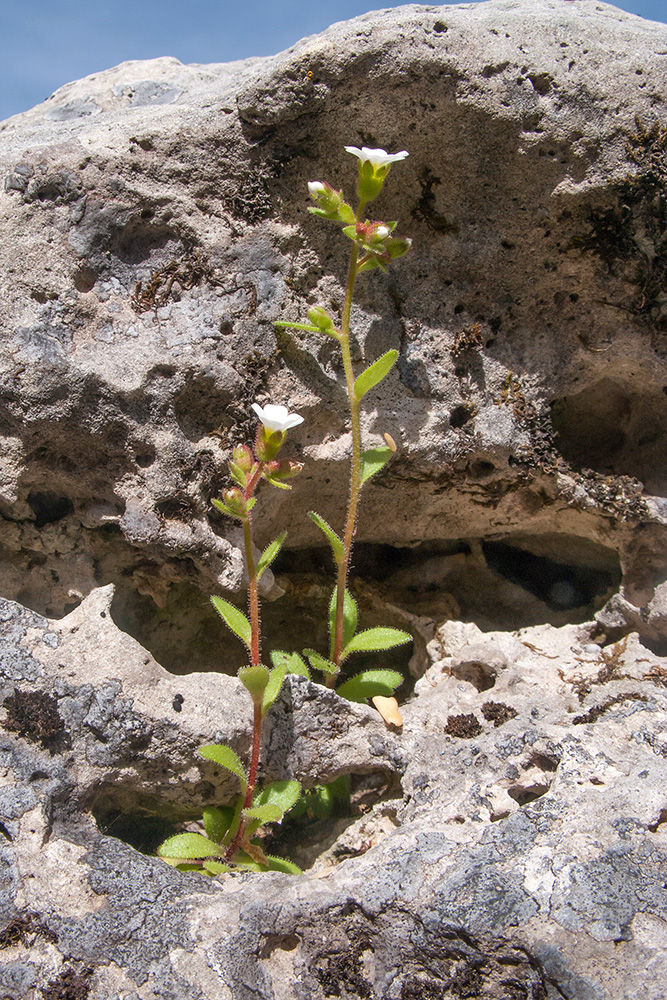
[211,497,240,519]
[210,596,252,649]
[243,803,283,823]
[328,587,358,658]
[202,805,235,844]
[199,745,247,790]
[265,855,302,875]
[257,531,287,580]
[308,511,344,564]
[253,779,301,816]
[342,627,411,657]
[270,650,311,679]
[336,669,404,703]
[353,349,398,401]
[158,833,223,860]
[360,446,393,485]
[304,648,338,675]
[262,663,287,716]
[203,860,230,875]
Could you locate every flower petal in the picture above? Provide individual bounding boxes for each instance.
[252,402,304,432]
[344,145,409,167]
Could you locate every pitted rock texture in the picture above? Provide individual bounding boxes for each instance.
[0,0,665,673]
[3,588,667,999]
[2,0,667,996]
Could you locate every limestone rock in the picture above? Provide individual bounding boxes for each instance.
[2,0,667,997]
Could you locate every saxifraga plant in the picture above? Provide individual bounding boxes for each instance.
[272,146,413,705]
[158,145,414,876]
[158,405,305,875]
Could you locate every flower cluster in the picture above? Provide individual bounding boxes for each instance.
[307,146,412,271]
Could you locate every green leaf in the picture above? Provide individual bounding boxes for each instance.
[308,511,344,564]
[336,669,404,703]
[274,321,321,333]
[203,860,230,875]
[239,664,270,703]
[243,803,283,823]
[342,627,412,657]
[158,833,224,860]
[229,462,247,488]
[257,531,287,580]
[270,650,311,679]
[265,855,302,875]
[304,648,338,676]
[210,596,252,650]
[360,446,393,485]
[328,587,358,658]
[353,349,398,401]
[202,805,235,843]
[211,498,240,519]
[253,779,301,816]
[199,745,247,791]
[265,477,292,490]
[232,857,267,872]
[262,663,287,716]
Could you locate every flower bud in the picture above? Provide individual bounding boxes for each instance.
[307,306,337,335]
[386,236,412,259]
[232,444,254,472]
[307,180,356,224]
[272,459,303,480]
[222,488,248,516]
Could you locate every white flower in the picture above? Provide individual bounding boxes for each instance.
[376,225,390,240]
[252,402,304,433]
[308,181,326,196]
[344,146,409,168]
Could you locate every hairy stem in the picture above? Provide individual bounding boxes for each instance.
[331,233,362,677]
[243,515,261,666]
[224,700,263,861]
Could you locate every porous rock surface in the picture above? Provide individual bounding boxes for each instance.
[1,0,667,996]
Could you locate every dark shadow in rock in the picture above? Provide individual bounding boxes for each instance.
[482,539,618,611]
[551,378,667,495]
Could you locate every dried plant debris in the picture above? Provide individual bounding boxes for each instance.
[572,691,647,725]
[481,701,519,727]
[3,688,68,753]
[0,912,57,949]
[131,248,258,315]
[40,967,93,1000]
[445,713,483,738]
[452,322,484,355]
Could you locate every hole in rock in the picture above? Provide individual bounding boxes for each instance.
[73,266,98,292]
[450,404,475,429]
[450,661,496,692]
[109,217,180,265]
[551,378,667,494]
[94,806,181,855]
[649,809,667,833]
[507,782,551,806]
[173,376,234,441]
[482,539,617,611]
[89,770,401,873]
[27,492,74,528]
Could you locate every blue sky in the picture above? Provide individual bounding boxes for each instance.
[2,0,666,122]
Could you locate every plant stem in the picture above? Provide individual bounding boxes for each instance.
[331,231,362,678]
[224,700,262,861]
[226,493,263,863]
[243,515,261,666]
